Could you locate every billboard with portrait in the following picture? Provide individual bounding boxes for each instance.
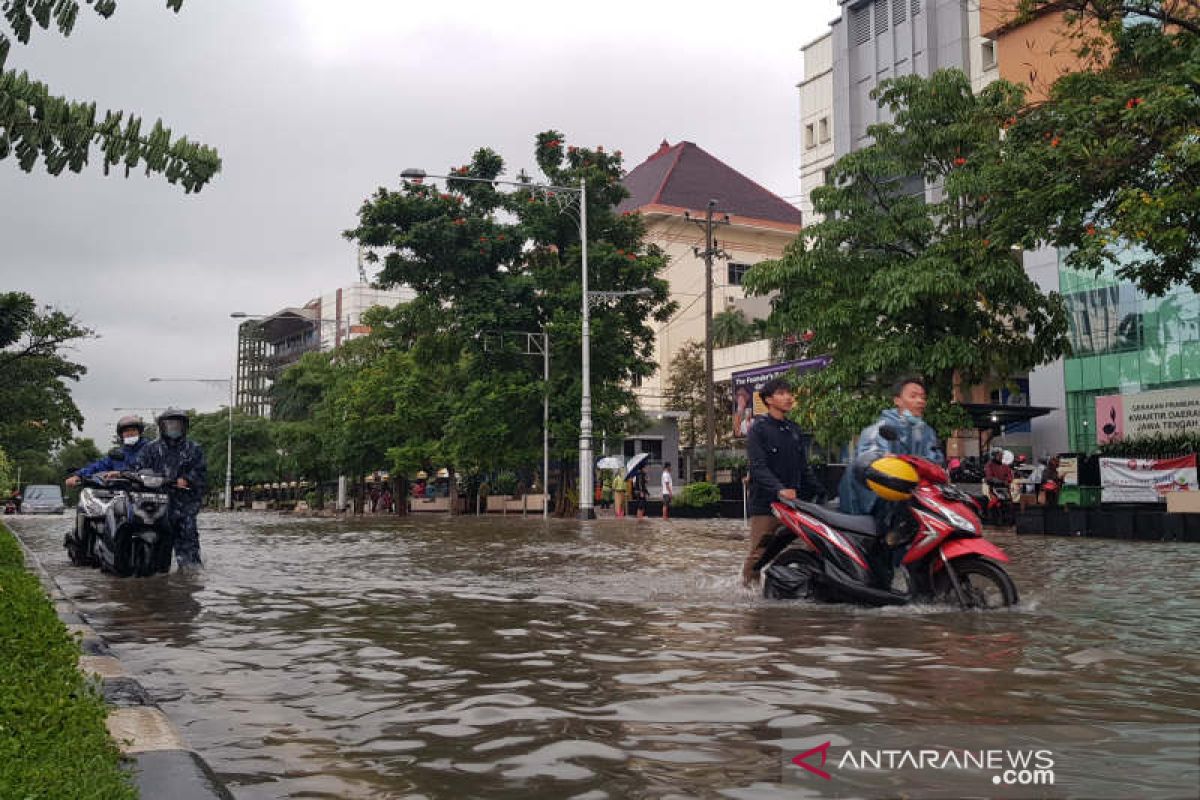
[731,356,830,438]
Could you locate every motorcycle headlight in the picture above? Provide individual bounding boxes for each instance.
[138,473,165,489]
[78,490,110,517]
[943,507,977,533]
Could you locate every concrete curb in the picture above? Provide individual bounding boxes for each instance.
[13,530,233,800]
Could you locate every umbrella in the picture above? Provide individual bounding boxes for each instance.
[596,456,623,470]
[625,452,650,479]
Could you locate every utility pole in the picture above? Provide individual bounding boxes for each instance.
[686,200,730,482]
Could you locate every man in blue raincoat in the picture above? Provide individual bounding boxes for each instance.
[137,408,208,570]
[65,415,149,487]
[839,377,944,587]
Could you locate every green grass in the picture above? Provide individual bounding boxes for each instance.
[0,522,137,799]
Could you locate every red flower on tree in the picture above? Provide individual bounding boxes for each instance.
[953,156,967,166]
[1125,97,1143,109]
[1086,224,1097,236]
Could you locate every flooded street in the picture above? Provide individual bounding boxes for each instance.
[10,512,1200,798]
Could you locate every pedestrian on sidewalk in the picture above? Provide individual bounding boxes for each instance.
[660,464,674,519]
[611,470,627,518]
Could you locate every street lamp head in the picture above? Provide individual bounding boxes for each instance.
[401,168,427,182]
[148,377,162,383]
[230,312,250,319]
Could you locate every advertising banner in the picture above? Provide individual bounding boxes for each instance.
[1095,387,1200,444]
[1099,455,1198,503]
[731,356,830,439]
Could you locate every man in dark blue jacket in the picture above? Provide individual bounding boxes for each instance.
[743,377,822,586]
[137,408,207,570]
[65,415,149,488]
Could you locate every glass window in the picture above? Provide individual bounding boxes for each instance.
[805,124,816,149]
[818,117,830,143]
[727,262,752,286]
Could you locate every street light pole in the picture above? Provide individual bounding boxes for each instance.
[578,177,594,519]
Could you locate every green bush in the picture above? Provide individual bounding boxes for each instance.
[676,481,721,508]
[1097,433,1200,459]
[0,523,136,800]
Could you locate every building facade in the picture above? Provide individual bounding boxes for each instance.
[617,140,802,481]
[235,283,414,416]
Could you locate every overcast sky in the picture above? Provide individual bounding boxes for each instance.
[1,0,839,448]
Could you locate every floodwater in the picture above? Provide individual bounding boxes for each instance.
[9,512,1200,799]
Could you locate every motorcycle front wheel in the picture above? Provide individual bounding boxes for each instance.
[934,556,1019,609]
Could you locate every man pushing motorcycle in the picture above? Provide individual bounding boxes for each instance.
[743,377,823,587]
[137,408,207,571]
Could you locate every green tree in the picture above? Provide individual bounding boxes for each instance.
[344,130,677,512]
[711,308,757,347]
[189,410,278,495]
[1,0,219,191]
[745,70,1069,446]
[994,3,1200,295]
[0,444,13,495]
[665,341,705,451]
[0,292,93,483]
[53,437,100,474]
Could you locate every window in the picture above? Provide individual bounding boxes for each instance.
[625,439,664,463]
[892,0,906,24]
[804,123,816,149]
[875,0,889,35]
[852,4,871,45]
[911,0,920,15]
[818,116,830,143]
[981,40,996,70]
[728,262,751,286]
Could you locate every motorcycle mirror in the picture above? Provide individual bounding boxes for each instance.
[879,425,899,442]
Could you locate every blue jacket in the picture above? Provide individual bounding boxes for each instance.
[839,409,943,514]
[75,439,148,478]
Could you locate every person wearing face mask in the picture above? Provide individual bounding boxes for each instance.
[838,377,944,587]
[137,408,208,570]
[65,415,149,487]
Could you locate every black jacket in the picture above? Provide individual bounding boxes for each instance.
[746,414,819,516]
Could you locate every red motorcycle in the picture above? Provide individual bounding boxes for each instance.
[756,453,1018,609]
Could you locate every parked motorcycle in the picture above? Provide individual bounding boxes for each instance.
[984,479,1016,526]
[756,447,1018,609]
[64,470,173,577]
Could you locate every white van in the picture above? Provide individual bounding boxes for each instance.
[22,484,65,514]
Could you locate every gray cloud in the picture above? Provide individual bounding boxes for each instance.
[0,0,837,446]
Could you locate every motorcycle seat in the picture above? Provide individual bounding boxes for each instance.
[794,501,881,537]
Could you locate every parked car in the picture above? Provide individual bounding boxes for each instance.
[21,484,65,514]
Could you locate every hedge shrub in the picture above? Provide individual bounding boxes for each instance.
[676,481,721,508]
[1097,433,1200,459]
[0,523,136,799]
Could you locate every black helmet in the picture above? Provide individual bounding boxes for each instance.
[156,407,190,441]
[115,414,145,435]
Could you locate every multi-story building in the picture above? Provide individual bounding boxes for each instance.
[798,0,1076,458]
[798,30,836,221]
[235,283,414,416]
[616,140,803,478]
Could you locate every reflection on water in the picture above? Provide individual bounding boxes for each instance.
[12,513,1200,799]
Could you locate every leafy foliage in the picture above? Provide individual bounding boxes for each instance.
[711,308,760,347]
[745,70,1069,446]
[675,481,721,508]
[0,445,13,495]
[665,340,732,451]
[0,292,93,485]
[994,3,1200,295]
[0,522,136,799]
[1097,432,1200,458]
[341,131,676,509]
[0,0,220,190]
